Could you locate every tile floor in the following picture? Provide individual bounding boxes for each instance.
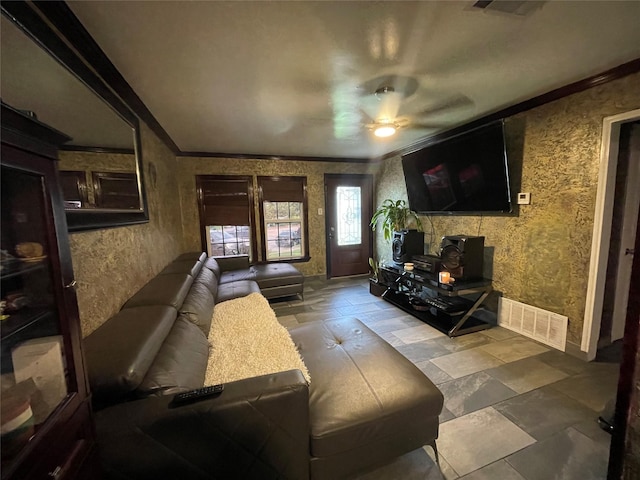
[271,276,619,480]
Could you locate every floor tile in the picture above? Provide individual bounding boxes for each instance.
[366,317,420,334]
[276,314,299,329]
[438,372,517,417]
[548,363,619,412]
[485,357,569,394]
[378,331,405,347]
[345,294,386,306]
[438,332,494,353]
[458,460,525,480]
[395,340,451,363]
[506,427,609,479]
[478,337,549,363]
[353,447,444,480]
[294,309,342,323]
[335,302,385,316]
[438,407,535,476]
[313,297,354,308]
[391,324,444,344]
[493,386,596,440]
[439,406,456,423]
[534,349,590,375]
[414,360,454,385]
[572,418,613,448]
[431,454,458,480]
[479,326,520,341]
[431,347,504,379]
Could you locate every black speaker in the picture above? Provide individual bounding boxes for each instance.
[392,230,424,264]
[440,235,485,280]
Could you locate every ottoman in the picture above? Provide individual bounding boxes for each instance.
[251,263,304,300]
[289,317,444,479]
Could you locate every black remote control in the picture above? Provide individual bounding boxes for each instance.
[169,384,224,408]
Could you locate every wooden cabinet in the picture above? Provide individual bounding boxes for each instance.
[1,105,98,479]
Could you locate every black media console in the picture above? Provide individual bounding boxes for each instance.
[380,265,494,337]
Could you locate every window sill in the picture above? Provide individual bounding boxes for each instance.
[258,256,311,265]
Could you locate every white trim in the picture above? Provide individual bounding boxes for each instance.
[582,109,640,360]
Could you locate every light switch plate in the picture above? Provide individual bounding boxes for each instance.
[517,192,531,205]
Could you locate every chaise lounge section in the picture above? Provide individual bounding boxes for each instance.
[84,252,444,479]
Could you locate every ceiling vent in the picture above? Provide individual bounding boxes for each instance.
[472,1,545,16]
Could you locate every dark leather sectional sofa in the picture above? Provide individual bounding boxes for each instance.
[84,252,444,479]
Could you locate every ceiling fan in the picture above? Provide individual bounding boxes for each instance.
[357,75,475,138]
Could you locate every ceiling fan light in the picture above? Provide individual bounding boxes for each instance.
[374,124,397,137]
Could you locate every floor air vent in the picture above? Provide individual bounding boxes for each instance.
[498,297,567,351]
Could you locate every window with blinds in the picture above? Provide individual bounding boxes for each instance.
[196,175,255,260]
[258,176,308,261]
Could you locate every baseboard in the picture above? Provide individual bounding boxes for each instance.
[564,341,590,361]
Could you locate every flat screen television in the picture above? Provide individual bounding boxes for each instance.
[402,120,512,214]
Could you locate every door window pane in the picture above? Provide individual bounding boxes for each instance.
[336,186,361,246]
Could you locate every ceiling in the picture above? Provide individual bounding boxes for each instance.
[54,1,640,158]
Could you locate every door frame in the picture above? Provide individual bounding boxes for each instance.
[610,123,639,340]
[324,173,374,279]
[582,108,640,360]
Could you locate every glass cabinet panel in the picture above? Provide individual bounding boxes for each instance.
[1,165,72,466]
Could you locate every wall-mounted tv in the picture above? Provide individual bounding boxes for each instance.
[402,120,512,215]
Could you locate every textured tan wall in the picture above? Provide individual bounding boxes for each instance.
[69,123,185,336]
[375,72,640,345]
[176,157,377,276]
[59,151,135,172]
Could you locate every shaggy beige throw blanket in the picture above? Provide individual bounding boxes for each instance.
[205,293,310,385]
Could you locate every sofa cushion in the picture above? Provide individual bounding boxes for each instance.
[289,318,444,459]
[137,318,209,397]
[216,280,260,303]
[123,273,194,310]
[203,257,221,279]
[211,254,250,272]
[194,266,218,298]
[84,305,177,408]
[218,268,254,284]
[252,263,303,289]
[159,259,203,278]
[179,281,215,335]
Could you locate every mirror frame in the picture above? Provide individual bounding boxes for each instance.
[1,1,149,232]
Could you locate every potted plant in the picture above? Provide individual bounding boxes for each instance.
[370,199,423,241]
[368,257,387,297]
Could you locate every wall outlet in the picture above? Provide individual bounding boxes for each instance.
[517,192,531,205]
[318,208,323,215]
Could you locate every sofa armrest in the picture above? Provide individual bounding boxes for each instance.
[212,254,250,272]
[96,370,310,480]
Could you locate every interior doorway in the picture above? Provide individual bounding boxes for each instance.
[325,174,373,278]
[583,109,640,360]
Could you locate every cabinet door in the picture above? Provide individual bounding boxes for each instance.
[1,148,86,477]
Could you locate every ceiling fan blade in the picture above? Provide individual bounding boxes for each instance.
[403,93,475,119]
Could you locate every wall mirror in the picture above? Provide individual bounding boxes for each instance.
[1,3,148,231]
